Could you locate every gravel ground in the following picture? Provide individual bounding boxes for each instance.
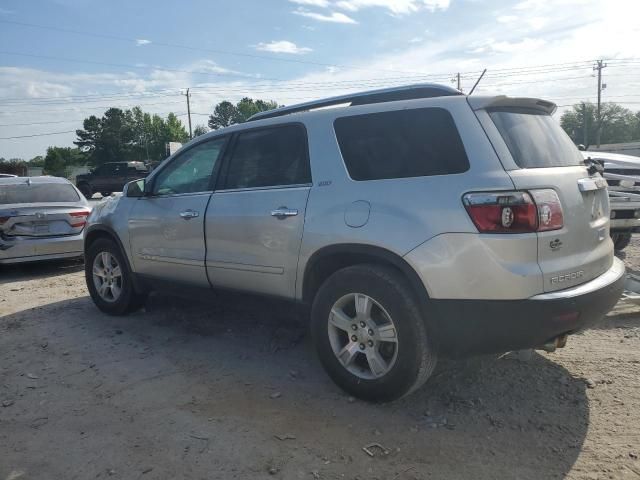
[1,243,639,480]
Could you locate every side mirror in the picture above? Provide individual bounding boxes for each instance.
[125,179,146,198]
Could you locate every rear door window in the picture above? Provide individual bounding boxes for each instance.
[0,183,80,204]
[334,107,469,181]
[488,108,583,168]
[223,124,311,189]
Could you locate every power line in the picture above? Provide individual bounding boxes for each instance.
[0,50,276,81]
[0,100,184,115]
[0,130,76,140]
[0,19,435,76]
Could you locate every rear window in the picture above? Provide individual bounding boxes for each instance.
[489,108,583,168]
[334,107,469,181]
[0,183,80,204]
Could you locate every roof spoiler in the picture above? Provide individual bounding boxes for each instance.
[467,96,557,115]
[248,83,463,122]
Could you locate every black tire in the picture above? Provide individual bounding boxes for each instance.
[311,264,436,402]
[85,238,146,315]
[78,183,92,199]
[613,233,632,251]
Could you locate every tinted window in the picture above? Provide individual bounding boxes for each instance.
[153,138,225,195]
[224,125,311,189]
[489,109,583,168]
[334,108,469,181]
[127,166,146,175]
[0,183,80,204]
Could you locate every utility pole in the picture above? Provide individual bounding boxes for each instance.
[593,60,607,147]
[183,88,193,139]
[452,72,461,92]
[581,102,588,147]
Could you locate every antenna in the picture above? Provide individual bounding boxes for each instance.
[468,69,487,95]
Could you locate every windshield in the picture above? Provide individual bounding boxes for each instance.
[0,183,80,204]
[489,108,584,168]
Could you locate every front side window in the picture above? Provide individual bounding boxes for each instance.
[224,124,311,189]
[334,107,470,181]
[152,137,226,195]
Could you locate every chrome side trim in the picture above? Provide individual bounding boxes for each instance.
[136,254,203,267]
[206,260,284,275]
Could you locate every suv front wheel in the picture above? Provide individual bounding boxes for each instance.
[311,264,436,402]
[85,238,146,315]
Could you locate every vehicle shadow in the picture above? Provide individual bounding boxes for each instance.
[0,293,589,480]
[0,258,83,284]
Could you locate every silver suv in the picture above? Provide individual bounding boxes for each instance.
[84,84,625,402]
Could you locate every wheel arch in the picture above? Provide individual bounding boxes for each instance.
[84,225,143,293]
[301,244,430,307]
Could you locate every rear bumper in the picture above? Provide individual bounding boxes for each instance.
[0,233,84,264]
[432,258,626,357]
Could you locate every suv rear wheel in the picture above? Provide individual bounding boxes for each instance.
[311,264,436,402]
[85,238,146,315]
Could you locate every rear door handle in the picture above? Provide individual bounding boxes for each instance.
[271,207,298,219]
[179,209,199,220]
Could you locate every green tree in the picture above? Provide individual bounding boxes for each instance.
[208,100,237,130]
[0,158,28,176]
[208,97,279,130]
[193,125,209,137]
[560,102,640,147]
[29,155,45,167]
[43,147,85,177]
[75,107,189,164]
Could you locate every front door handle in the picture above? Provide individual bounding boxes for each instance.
[271,207,298,219]
[179,209,199,220]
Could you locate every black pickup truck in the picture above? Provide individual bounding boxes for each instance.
[76,162,149,198]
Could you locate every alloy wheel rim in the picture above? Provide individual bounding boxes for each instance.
[327,293,399,380]
[92,252,123,303]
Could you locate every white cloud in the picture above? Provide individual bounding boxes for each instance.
[496,15,518,23]
[254,40,313,55]
[135,39,152,46]
[289,0,330,6]
[409,36,423,43]
[293,9,358,23]
[335,0,450,14]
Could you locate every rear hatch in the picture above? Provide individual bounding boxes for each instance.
[472,97,612,293]
[0,182,90,238]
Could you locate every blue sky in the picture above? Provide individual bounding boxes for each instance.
[1,0,639,158]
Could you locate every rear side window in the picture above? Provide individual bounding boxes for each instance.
[0,183,80,204]
[489,109,583,168]
[224,124,311,189]
[334,107,469,181]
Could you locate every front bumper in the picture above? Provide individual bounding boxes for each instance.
[610,200,640,231]
[0,232,84,264]
[431,258,626,357]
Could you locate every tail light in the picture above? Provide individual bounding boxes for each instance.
[69,211,90,228]
[530,189,564,231]
[463,189,563,233]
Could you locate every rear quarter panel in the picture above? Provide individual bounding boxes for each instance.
[296,96,515,300]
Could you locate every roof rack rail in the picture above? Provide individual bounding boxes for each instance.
[248,83,463,122]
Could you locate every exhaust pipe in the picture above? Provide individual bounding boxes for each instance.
[537,334,568,353]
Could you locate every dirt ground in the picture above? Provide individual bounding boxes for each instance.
[1,243,640,480]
